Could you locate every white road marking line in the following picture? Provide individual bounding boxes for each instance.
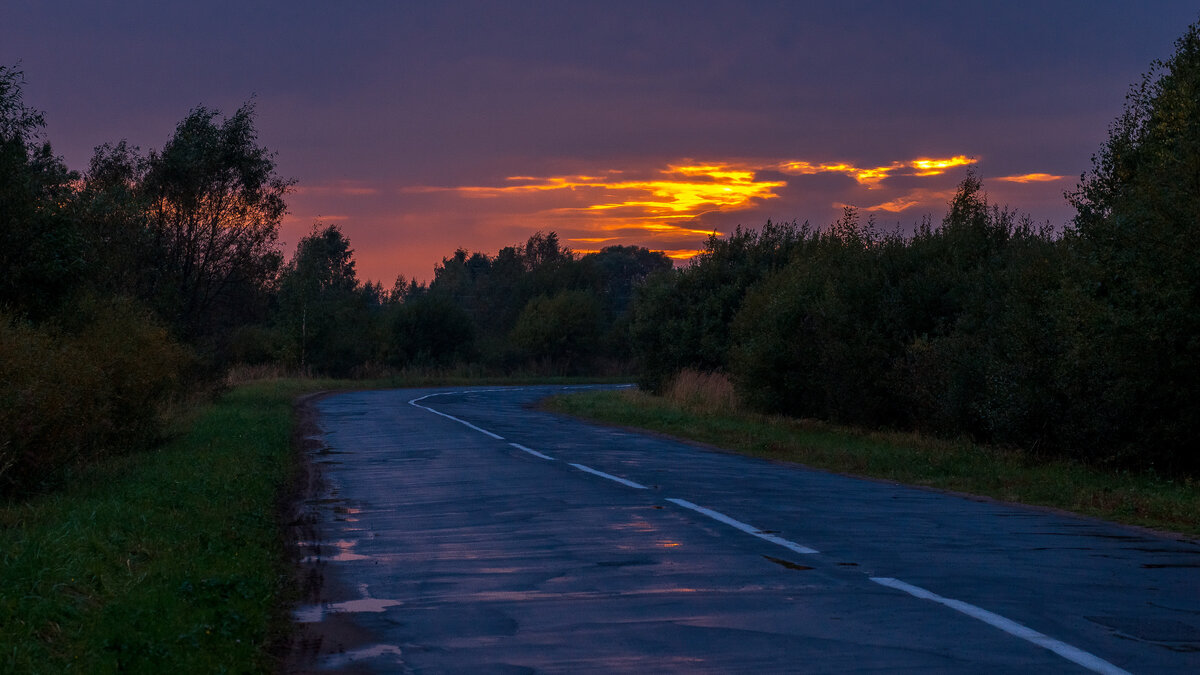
[568,463,648,489]
[408,393,505,440]
[870,577,1132,675]
[666,498,819,555]
[510,443,554,460]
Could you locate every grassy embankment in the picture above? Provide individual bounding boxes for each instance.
[543,371,1200,536]
[0,374,624,673]
[0,379,319,673]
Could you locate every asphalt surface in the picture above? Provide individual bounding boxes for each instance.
[291,385,1200,674]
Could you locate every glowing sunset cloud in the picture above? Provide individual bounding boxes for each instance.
[776,155,976,186]
[910,155,975,176]
[868,197,922,213]
[415,162,786,242]
[496,163,783,216]
[392,155,997,268]
[995,173,1067,183]
[778,160,904,186]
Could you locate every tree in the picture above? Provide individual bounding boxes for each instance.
[277,224,374,375]
[74,141,153,299]
[388,295,474,368]
[630,220,809,390]
[1063,20,1200,470]
[510,290,602,372]
[140,103,291,344]
[0,66,81,319]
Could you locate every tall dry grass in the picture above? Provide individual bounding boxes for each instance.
[663,368,741,414]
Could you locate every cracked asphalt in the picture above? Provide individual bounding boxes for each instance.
[289,385,1200,673]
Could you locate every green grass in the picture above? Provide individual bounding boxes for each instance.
[0,379,331,673]
[0,375,627,673]
[544,389,1200,536]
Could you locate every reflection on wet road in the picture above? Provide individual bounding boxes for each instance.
[291,386,1200,673]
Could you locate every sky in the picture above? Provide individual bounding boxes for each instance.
[4,1,1198,284]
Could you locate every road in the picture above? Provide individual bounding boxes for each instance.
[290,385,1200,673]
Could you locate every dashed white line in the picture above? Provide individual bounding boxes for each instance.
[666,498,818,555]
[870,577,1132,675]
[568,463,648,489]
[510,443,555,460]
[408,393,505,440]
[404,387,1135,673]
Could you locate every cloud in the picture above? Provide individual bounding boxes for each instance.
[776,155,976,186]
[994,173,1068,183]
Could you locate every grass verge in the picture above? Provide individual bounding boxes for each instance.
[543,388,1200,537]
[0,378,342,673]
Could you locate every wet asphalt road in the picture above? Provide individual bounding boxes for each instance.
[293,385,1200,673]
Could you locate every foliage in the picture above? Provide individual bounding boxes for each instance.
[0,300,188,494]
[388,294,475,368]
[276,224,378,375]
[138,104,291,349]
[1063,21,1200,471]
[0,66,81,320]
[510,289,603,372]
[415,233,668,371]
[630,220,809,391]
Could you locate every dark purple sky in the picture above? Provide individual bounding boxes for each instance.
[5,2,1197,283]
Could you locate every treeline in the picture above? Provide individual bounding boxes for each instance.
[632,22,1200,474]
[250,227,671,376]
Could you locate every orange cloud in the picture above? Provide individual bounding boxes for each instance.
[776,155,976,186]
[838,187,959,214]
[483,164,784,216]
[868,197,922,213]
[663,248,707,260]
[910,155,975,176]
[994,173,1067,183]
[400,155,982,267]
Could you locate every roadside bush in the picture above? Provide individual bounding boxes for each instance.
[0,300,187,495]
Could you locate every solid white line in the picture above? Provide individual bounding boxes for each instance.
[407,394,504,440]
[870,577,1132,675]
[568,463,648,489]
[666,498,818,555]
[510,443,554,460]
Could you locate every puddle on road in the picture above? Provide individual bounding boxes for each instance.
[318,644,404,669]
[294,583,403,623]
[327,539,370,561]
[300,538,372,563]
[762,554,813,571]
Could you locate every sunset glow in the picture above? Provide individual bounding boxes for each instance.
[776,155,976,186]
[368,153,1063,268]
[995,173,1068,183]
[311,154,1054,273]
[910,156,975,176]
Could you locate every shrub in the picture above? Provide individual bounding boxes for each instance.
[0,300,188,495]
